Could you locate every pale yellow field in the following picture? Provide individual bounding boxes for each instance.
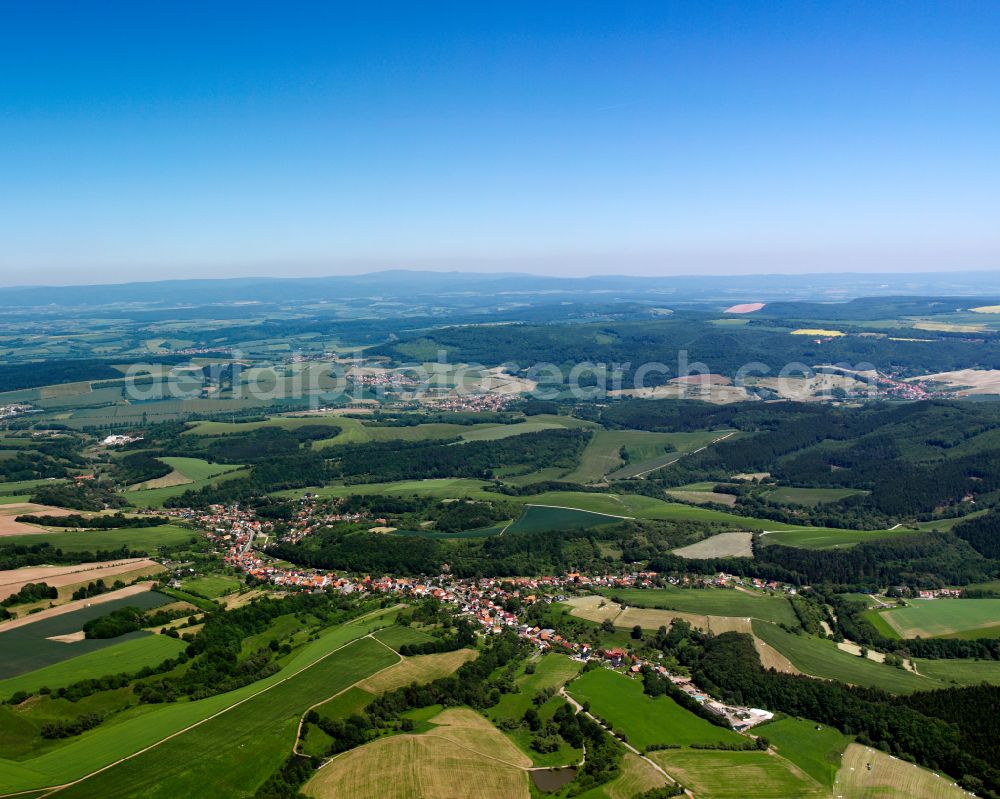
[970,305,1000,313]
[835,744,968,799]
[304,707,531,799]
[127,469,192,491]
[357,649,478,693]
[666,490,737,506]
[753,636,800,674]
[913,320,986,333]
[565,595,753,635]
[790,328,845,336]
[673,532,752,558]
[606,753,669,799]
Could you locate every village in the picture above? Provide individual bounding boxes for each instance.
[155,501,784,734]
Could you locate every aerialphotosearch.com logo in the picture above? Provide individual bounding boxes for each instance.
[121,349,884,406]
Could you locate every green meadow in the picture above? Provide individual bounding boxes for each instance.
[756,716,851,788]
[567,668,743,750]
[0,524,195,553]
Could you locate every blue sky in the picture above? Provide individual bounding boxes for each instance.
[0,1,997,284]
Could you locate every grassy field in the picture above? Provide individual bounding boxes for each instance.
[0,607,401,794]
[874,598,1000,639]
[303,708,531,799]
[760,526,920,549]
[649,748,827,798]
[606,430,735,480]
[567,668,744,750]
[0,591,172,680]
[757,716,851,789]
[0,478,67,496]
[751,621,938,693]
[506,504,624,535]
[912,657,1000,686]
[765,486,869,507]
[358,649,477,694]
[0,524,195,553]
[0,635,187,700]
[181,574,242,598]
[575,752,667,799]
[673,532,752,558]
[834,743,968,799]
[602,586,798,626]
[562,430,689,483]
[372,624,436,651]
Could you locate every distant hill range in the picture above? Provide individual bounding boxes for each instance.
[3,268,1000,309]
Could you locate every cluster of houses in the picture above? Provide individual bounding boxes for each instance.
[152,501,780,733]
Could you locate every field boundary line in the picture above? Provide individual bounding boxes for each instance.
[522,503,635,520]
[13,605,401,798]
[625,430,737,479]
[292,634,402,757]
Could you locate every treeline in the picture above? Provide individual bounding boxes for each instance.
[327,428,590,484]
[695,632,1000,797]
[0,542,143,571]
[30,482,127,511]
[1,581,56,607]
[14,512,169,529]
[136,591,370,704]
[115,452,171,484]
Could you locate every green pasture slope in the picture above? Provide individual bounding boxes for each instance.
[0,607,400,796]
[601,586,797,626]
[0,524,194,553]
[760,526,921,549]
[750,621,941,694]
[873,598,1000,639]
[756,716,851,789]
[372,624,436,651]
[764,486,868,507]
[506,505,624,535]
[914,658,1000,687]
[0,636,187,700]
[158,456,242,482]
[567,668,743,751]
[0,591,172,680]
[126,468,251,508]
